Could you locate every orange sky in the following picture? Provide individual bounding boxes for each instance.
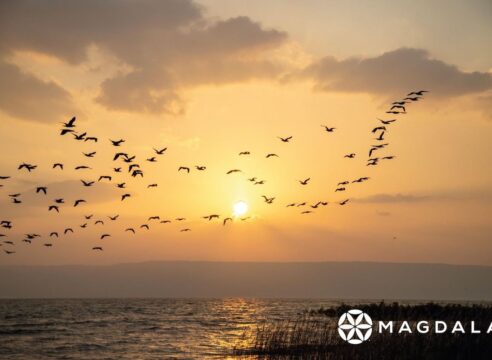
[1,0,492,266]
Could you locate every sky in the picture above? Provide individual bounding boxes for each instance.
[0,0,491,266]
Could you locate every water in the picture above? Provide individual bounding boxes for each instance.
[0,298,346,359]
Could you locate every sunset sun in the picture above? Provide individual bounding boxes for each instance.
[233,201,248,217]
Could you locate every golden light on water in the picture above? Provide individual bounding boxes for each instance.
[233,201,249,217]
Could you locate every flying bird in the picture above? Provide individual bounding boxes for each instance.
[83,151,96,158]
[299,178,310,185]
[154,147,167,155]
[262,195,275,204]
[321,125,336,132]
[178,166,190,173]
[62,117,76,128]
[278,136,292,143]
[53,163,64,170]
[121,194,131,201]
[266,153,278,158]
[227,169,241,174]
[36,187,47,195]
[195,166,206,171]
[344,153,356,158]
[110,139,125,146]
[74,199,86,207]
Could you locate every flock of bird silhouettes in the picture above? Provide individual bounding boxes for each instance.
[0,90,428,254]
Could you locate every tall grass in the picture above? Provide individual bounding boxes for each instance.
[233,302,492,359]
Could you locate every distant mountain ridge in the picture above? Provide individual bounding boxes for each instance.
[1,261,491,300]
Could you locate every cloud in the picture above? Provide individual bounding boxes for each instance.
[0,0,287,117]
[356,188,492,204]
[0,59,76,123]
[356,193,431,204]
[302,48,492,98]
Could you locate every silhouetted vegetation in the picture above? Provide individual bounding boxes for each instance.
[233,302,492,359]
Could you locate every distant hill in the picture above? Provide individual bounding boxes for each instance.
[1,261,491,300]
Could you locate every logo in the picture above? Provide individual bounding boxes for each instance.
[338,309,373,344]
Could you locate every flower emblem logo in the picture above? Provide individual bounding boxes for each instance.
[337,309,373,344]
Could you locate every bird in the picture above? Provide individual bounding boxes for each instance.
[178,166,190,173]
[352,177,370,183]
[48,205,59,212]
[98,176,112,182]
[378,118,396,125]
[84,137,98,142]
[4,250,15,254]
[408,90,428,96]
[286,203,296,207]
[43,243,53,247]
[148,216,160,221]
[296,202,306,207]
[108,215,119,221]
[223,217,232,226]
[12,198,22,204]
[81,180,94,187]
[83,151,96,158]
[146,157,157,162]
[60,128,74,136]
[254,180,265,185]
[92,247,103,251]
[53,163,64,170]
[85,215,94,220]
[147,184,158,188]
[390,105,406,112]
[73,132,87,141]
[339,199,349,205]
[18,163,37,172]
[203,214,220,221]
[64,228,74,234]
[382,156,395,160]
[128,164,140,173]
[372,126,386,133]
[75,166,91,170]
[344,153,356,158]
[160,220,171,224]
[116,183,126,189]
[175,217,186,221]
[278,136,292,143]
[321,125,336,132]
[301,211,312,214]
[180,228,191,232]
[299,178,310,185]
[50,232,59,237]
[126,228,136,234]
[227,169,241,174]
[335,187,346,192]
[114,167,122,173]
[338,181,349,186]
[239,151,250,155]
[262,195,275,204]
[74,199,86,207]
[100,234,111,239]
[95,220,104,225]
[80,223,88,228]
[110,139,125,146]
[36,187,47,195]
[386,110,404,114]
[121,194,131,201]
[154,147,167,155]
[375,131,385,141]
[62,117,76,128]
[140,224,149,230]
[195,166,206,171]
[114,152,129,161]
[266,153,278,158]
[0,176,11,180]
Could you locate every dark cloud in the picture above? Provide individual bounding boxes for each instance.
[0,60,76,123]
[0,0,287,117]
[303,48,492,97]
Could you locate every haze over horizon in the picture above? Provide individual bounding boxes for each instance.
[1,0,492,267]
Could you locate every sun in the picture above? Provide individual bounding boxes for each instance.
[233,201,248,217]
